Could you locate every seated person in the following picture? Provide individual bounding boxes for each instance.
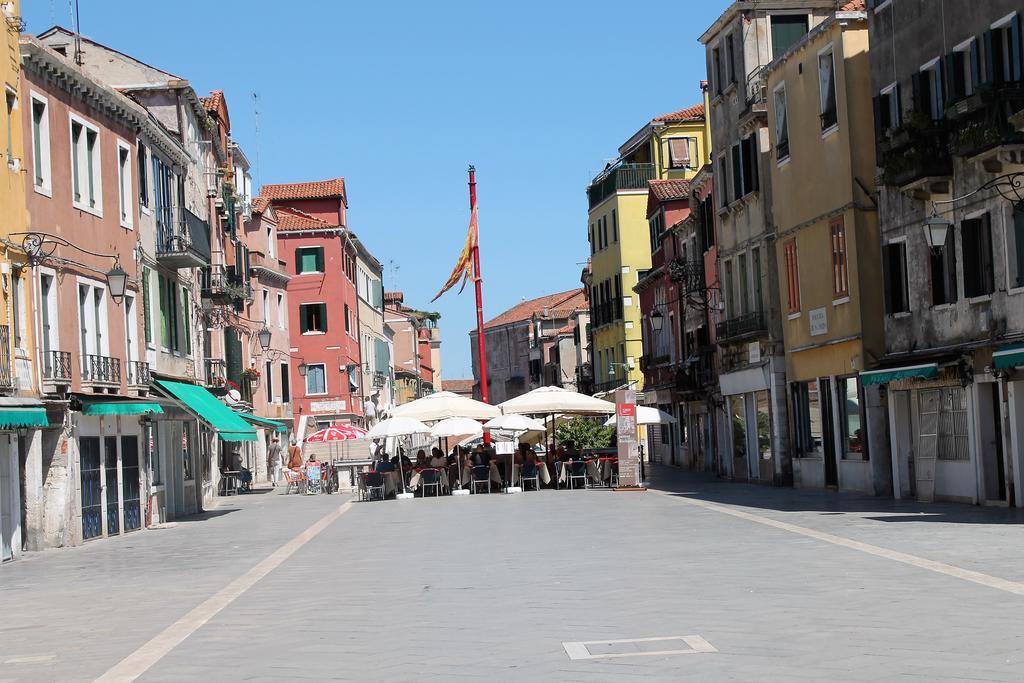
[375,454,395,472]
[414,449,429,470]
[470,444,491,467]
[391,453,412,470]
[429,447,447,469]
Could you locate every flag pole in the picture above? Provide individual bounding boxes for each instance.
[469,166,492,445]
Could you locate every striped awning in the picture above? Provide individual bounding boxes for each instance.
[992,345,1024,370]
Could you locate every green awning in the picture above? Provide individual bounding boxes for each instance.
[860,363,939,386]
[992,344,1024,370]
[81,401,164,416]
[0,408,48,429]
[154,379,257,442]
[239,412,288,433]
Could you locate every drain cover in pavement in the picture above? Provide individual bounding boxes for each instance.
[562,635,717,660]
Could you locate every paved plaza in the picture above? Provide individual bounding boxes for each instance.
[3,468,1024,681]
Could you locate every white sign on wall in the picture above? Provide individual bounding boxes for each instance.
[748,342,761,364]
[310,400,347,413]
[809,307,828,337]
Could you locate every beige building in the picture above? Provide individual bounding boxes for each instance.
[765,3,888,494]
[353,237,390,422]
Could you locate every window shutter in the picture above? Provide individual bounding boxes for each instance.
[182,288,191,355]
[1013,15,1023,82]
[731,145,742,201]
[984,30,996,83]
[142,267,152,344]
[970,40,981,90]
[299,305,308,333]
[943,53,957,104]
[320,304,328,332]
[894,84,902,125]
[244,247,251,284]
[935,59,945,112]
[317,248,324,273]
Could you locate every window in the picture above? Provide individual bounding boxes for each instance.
[962,213,995,298]
[713,46,723,95]
[10,268,24,350]
[838,377,866,460]
[649,209,665,252]
[726,33,737,85]
[262,289,270,325]
[985,14,1023,85]
[876,83,901,133]
[141,267,152,344]
[158,275,182,352]
[668,137,694,169]
[611,209,617,242]
[830,217,849,298]
[589,223,595,254]
[296,246,324,274]
[39,272,58,368]
[31,95,51,192]
[918,60,945,121]
[723,259,734,317]
[882,242,909,314]
[300,303,327,334]
[730,395,747,459]
[740,136,758,195]
[137,142,148,209]
[770,14,809,58]
[752,246,763,314]
[738,252,750,314]
[277,293,285,328]
[951,38,980,101]
[77,280,108,361]
[818,46,837,130]
[266,360,274,403]
[1009,202,1024,289]
[717,154,728,208]
[774,85,790,160]
[152,155,174,242]
[70,116,102,213]
[601,216,608,249]
[929,226,958,306]
[117,142,133,228]
[700,196,716,249]
[124,293,138,362]
[792,380,823,456]
[305,363,326,395]
[4,88,13,166]
[923,387,969,461]
[280,363,290,403]
[784,239,800,313]
[344,303,352,334]
[731,144,742,202]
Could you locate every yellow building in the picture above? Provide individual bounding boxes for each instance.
[586,102,709,393]
[765,7,886,494]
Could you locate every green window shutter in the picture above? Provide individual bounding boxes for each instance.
[158,276,169,348]
[142,267,152,344]
[182,288,192,355]
[224,329,242,385]
[317,248,324,272]
[244,248,251,284]
[373,280,383,309]
[320,304,328,332]
[299,248,317,274]
[299,305,308,333]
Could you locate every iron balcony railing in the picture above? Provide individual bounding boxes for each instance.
[204,358,226,388]
[127,360,151,387]
[82,354,122,385]
[44,350,72,382]
[587,163,655,209]
[156,207,212,267]
[0,325,11,391]
[594,378,630,394]
[715,310,767,342]
[879,116,952,187]
[669,258,705,293]
[947,83,1024,158]
[745,65,769,109]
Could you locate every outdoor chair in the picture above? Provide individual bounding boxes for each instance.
[420,468,442,497]
[520,463,540,491]
[364,472,386,501]
[471,465,491,493]
[282,469,306,495]
[568,461,588,490]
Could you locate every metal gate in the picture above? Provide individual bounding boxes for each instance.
[1,437,14,561]
[80,437,102,540]
[104,437,120,536]
[916,389,940,503]
[122,436,141,531]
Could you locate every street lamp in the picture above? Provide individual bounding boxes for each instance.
[105,264,129,303]
[257,326,272,351]
[924,208,952,252]
[651,308,664,332]
[297,362,308,377]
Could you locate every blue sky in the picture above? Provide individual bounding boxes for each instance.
[24,0,725,380]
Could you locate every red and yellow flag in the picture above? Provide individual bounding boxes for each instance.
[431,207,478,302]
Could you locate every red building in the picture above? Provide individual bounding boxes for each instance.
[259,179,363,435]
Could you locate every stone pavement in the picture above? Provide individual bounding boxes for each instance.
[3,469,1024,681]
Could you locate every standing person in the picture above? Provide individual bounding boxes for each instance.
[287,439,304,471]
[267,436,283,487]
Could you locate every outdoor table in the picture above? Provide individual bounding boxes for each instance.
[408,467,450,492]
[556,459,601,486]
[509,462,551,485]
[461,461,503,487]
[221,470,240,496]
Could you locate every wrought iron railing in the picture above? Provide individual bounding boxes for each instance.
[715,310,767,342]
[669,258,705,293]
[204,358,226,388]
[0,325,11,390]
[587,163,656,208]
[44,350,72,381]
[127,360,151,386]
[879,116,952,187]
[947,83,1024,158]
[745,65,768,109]
[82,354,122,384]
[156,207,212,264]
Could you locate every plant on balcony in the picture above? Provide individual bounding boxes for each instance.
[555,416,615,450]
[242,367,261,380]
[951,118,1004,156]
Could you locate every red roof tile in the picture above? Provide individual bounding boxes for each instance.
[443,379,475,395]
[840,0,865,10]
[251,196,270,214]
[484,289,587,330]
[200,90,224,113]
[653,103,705,123]
[648,179,691,203]
[275,206,340,232]
[261,178,347,202]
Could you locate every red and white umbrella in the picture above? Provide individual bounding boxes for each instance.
[305,425,368,442]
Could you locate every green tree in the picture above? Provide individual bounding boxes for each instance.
[555,416,615,450]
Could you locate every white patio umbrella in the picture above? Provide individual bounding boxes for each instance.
[483,414,548,491]
[430,417,483,439]
[603,406,677,427]
[366,417,431,498]
[391,391,500,422]
[498,386,615,415]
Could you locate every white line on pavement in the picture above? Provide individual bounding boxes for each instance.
[652,490,1024,597]
[94,500,354,683]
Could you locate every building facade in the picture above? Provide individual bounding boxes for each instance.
[353,236,390,423]
[587,104,709,395]
[384,291,438,406]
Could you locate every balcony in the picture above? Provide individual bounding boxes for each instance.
[715,310,767,343]
[587,163,655,209]
[879,116,952,188]
[248,250,291,283]
[43,350,72,387]
[0,325,11,392]
[127,360,151,387]
[82,354,122,386]
[155,207,211,269]
[200,265,249,302]
[947,83,1024,160]
[204,358,227,389]
[675,349,716,394]
[739,65,769,129]
[669,258,705,293]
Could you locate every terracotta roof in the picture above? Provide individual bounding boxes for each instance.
[200,90,224,113]
[483,288,586,330]
[261,178,347,202]
[648,179,691,203]
[840,0,865,10]
[251,196,270,214]
[653,103,705,123]
[384,291,404,302]
[444,379,475,395]
[275,206,340,232]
